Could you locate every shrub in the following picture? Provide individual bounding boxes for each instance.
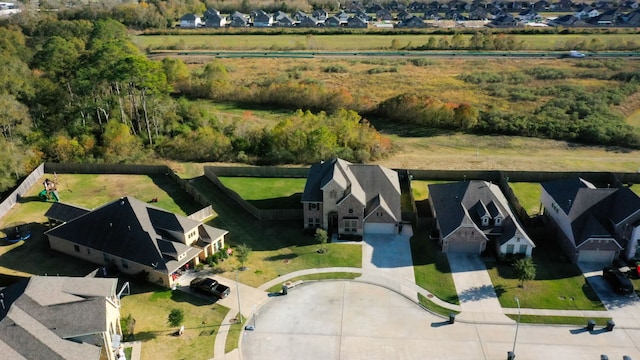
[323,65,348,73]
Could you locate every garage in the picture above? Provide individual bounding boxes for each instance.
[577,250,616,263]
[446,238,485,254]
[364,222,396,235]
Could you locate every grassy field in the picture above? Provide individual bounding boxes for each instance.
[119,282,228,360]
[217,177,306,209]
[507,314,611,326]
[265,272,361,292]
[136,33,640,52]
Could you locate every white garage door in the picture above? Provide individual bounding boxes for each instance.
[364,223,396,235]
[578,250,615,263]
[447,239,483,254]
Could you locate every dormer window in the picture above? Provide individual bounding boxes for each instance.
[495,217,502,226]
[481,217,489,226]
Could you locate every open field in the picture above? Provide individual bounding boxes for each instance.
[136,33,640,52]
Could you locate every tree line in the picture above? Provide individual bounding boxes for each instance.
[0,17,392,194]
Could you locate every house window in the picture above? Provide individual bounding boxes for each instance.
[506,244,514,254]
[348,208,354,214]
[121,259,129,269]
[309,203,318,211]
[519,245,527,254]
[495,217,502,226]
[482,217,489,226]
[74,245,80,252]
[344,219,358,233]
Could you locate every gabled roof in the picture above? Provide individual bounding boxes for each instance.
[45,197,224,273]
[302,158,401,221]
[44,202,90,224]
[542,178,640,247]
[0,276,117,360]
[429,180,533,246]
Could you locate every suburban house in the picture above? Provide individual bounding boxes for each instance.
[45,197,228,288]
[0,276,122,360]
[540,178,640,263]
[204,13,227,27]
[252,10,273,27]
[301,158,402,239]
[428,180,535,256]
[179,13,202,28]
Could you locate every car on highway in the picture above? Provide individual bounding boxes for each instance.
[567,50,586,58]
[602,267,634,295]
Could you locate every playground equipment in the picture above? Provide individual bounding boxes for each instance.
[4,223,31,243]
[39,175,60,202]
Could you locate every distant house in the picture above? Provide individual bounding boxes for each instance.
[301,158,402,239]
[533,0,551,10]
[518,8,542,21]
[204,13,227,28]
[397,15,427,27]
[299,16,322,27]
[488,13,519,27]
[335,10,351,21]
[540,178,640,263]
[354,9,370,21]
[587,8,618,25]
[0,276,122,360]
[325,15,346,27]
[275,15,296,27]
[179,13,202,28]
[45,197,228,288]
[429,180,535,256]
[253,10,274,27]
[468,7,489,20]
[348,15,369,28]
[229,12,250,27]
[376,9,394,21]
[408,1,428,11]
[619,9,640,26]
[312,8,329,21]
[575,4,600,18]
[549,14,586,26]
[293,10,308,21]
[366,3,384,13]
[397,9,413,21]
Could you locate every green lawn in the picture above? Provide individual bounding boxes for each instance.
[224,312,245,353]
[217,177,306,209]
[508,182,542,216]
[137,33,640,52]
[508,314,611,326]
[410,228,459,305]
[485,234,605,310]
[266,272,361,293]
[190,176,361,287]
[119,282,228,360]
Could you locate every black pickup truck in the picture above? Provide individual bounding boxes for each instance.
[190,277,231,299]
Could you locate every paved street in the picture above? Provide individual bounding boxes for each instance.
[242,281,640,360]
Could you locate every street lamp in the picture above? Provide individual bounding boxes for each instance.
[235,269,243,324]
[508,297,521,360]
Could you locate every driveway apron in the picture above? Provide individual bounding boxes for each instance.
[360,230,418,302]
[448,253,512,324]
[579,262,640,328]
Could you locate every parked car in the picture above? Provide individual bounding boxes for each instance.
[602,267,634,295]
[190,277,231,299]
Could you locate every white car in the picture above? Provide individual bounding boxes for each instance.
[567,50,585,58]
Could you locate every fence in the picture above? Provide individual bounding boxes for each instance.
[167,171,209,207]
[188,206,215,222]
[45,163,168,175]
[0,163,45,221]
[204,166,303,221]
[205,166,309,178]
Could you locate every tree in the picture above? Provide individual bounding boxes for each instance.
[315,228,328,254]
[167,308,184,327]
[235,243,252,271]
[121,314,136,341]
[513,257,536,288]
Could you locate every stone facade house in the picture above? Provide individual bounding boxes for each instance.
[301,158,401,239]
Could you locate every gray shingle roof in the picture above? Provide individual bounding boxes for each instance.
[44,202,90,224]
[45,197,225,273]
[302,158,401,221]
[0,276,116,360]
[429,180,531,246]
[542,178,640,247]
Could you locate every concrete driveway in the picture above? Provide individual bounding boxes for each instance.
[579,262,640,328]
[448,253,512,324]
[241,280,640,360]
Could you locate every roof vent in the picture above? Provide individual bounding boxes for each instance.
[0,299,4,311]
[120,200,125,205]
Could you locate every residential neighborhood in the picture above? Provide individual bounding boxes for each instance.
[1,161,640,359]
[175,1,640,29]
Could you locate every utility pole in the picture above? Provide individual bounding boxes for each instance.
[235,270,243,324]
[508,297,521,360]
